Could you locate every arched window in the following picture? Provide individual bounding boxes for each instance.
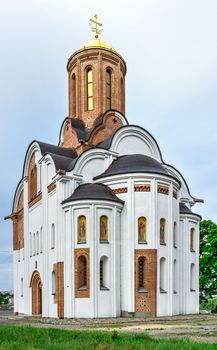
[72,74,76,116]
[190,228,195,252]
[40,227,43,253]
[36,231,39,255]
[190,263,196,291]
[77,256,87,290]
[138,217,147,243]
[173,222,177,248]
[29,232,32,257]
[106,69,111,110]
[138,257,147,292]
[87,68,93,110]
[77,216,86,243]
[160,257,166,293]
[52,271,56,295]
[160,219,166,245]
[99,256,109,290]
[100,216,108,242]
[173,259,177,293]
[20,278,23,297]
[51,224,55,249]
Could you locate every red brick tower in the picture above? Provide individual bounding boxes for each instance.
[61,15,127,153]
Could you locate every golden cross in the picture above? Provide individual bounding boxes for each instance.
[89,14,103,39]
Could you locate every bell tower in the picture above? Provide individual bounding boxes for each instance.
[67,15,127,128]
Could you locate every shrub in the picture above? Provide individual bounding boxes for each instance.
[206,298,217,313]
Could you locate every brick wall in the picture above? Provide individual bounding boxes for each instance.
[12,190,24,250]
[134,249,157,317]
[74,248,90,298]
[53,262,64,318]
[67,48,126,128]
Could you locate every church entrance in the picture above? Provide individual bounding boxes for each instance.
[30,271,43,315]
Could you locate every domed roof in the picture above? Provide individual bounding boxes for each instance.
[80,38,115,51]
[62,183,124,205]
[94,154,169,179]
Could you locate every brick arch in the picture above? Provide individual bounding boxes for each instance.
[30,271,42,315]
[28,153,37,201]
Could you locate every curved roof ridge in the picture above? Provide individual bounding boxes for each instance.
[62,182,124,205]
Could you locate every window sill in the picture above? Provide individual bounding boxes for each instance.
[190,289,196,292]
[160,243,166,246]
[77,241,87,245]
[78,286,87,291]
[99,241,109,244]
[100,286,110,291]
[138,241,147,245]
[173,245,177,249]
[160,288,167,294]
[173,291,177,294]
[52,293,56,296]
[51,247,55,250]
[190,250,196,253]
[138,287,148,293]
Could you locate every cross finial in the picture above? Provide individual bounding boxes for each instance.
[89,14,103,39]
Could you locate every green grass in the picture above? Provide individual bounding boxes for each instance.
[0,326,216,350]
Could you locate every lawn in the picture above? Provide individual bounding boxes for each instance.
[0,326,216,350]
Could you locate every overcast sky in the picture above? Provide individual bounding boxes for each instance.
[0,0,217,291]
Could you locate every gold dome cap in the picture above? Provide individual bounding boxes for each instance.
[80,38,115,51]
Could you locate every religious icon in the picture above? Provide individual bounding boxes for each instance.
[78,216,86,242]
[138,217,147,242]
[160,219,165,244]
[100,216,108,241]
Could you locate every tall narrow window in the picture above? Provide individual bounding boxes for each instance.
[18,241,21,262]
[52,271,56,295]
[30,232,32,257]
[72,74,76,116]
[121,77,124,112]
[77,216,86,243]
[99,256,109,290]
[51,224,55,249]
[173,259,177,293]
[190,263,196,291]
[33,233,36,256]
[36,231,39,255]
[87,68,93,110]
[173,222,177,248]
[160,219,166,245]
[138,257,146,292]
[190,228,195,252]
[138,217,147,243]
[160,257,166,293]
[40,227,43,253]
[106,69,111,110]
[78,256,87,290]
[100,215,108,242]
[20,278,23,297]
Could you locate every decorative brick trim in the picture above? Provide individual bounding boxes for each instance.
[173,191,177,199]
[74,248,90,298]
[134,185,151,192]
[47,182,56,193]
[28,193,42,208]
[112,187,128,194]
[157,185,169,195]
[134,249,157,317]
[56,262,64,318]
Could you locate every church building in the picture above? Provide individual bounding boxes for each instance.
[6,16,202,318]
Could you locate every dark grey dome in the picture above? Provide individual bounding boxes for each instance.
[62,183,124,205]
[179,203,202,220]
[94,154,168,179]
